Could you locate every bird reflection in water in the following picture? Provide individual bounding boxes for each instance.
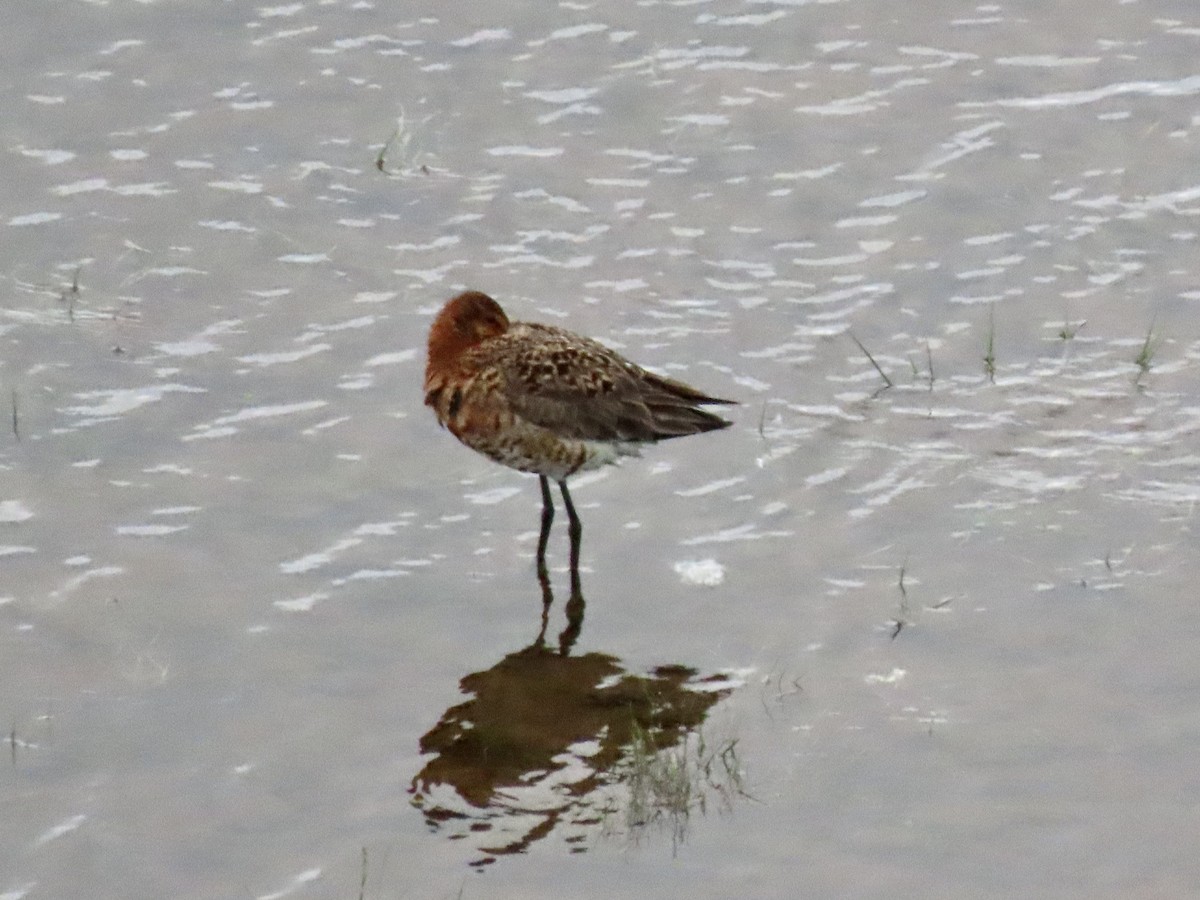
[409,629,743,867]
[534,499,586,655]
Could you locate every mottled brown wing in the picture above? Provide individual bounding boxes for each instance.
[475,323,732,442]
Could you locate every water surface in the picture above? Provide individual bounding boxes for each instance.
[2,2,1199,898]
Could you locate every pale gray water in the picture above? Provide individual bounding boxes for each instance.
[2,2,1199,898]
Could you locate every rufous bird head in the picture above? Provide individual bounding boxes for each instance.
[426,291,511,376]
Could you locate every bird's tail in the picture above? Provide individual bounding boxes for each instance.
[640,372,734,439]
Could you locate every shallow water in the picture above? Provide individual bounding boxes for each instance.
[3,2,1200,898]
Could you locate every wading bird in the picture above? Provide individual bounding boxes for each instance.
[424,290,733,598]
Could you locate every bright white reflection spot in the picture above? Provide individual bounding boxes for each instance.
[116,525,189,537]
[865,668,907,685]
[465,486,523,505]
[0,501,33,523]
[674,558,726,586]
[256,867,322,900]
[34,814,86,846]
[8,212,62,226]
[273,594,325,612]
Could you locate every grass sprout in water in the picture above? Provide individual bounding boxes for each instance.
[1133,321,1159,387]
[614,722,749,853]
[1058,318,1086,341]
[376,108,433,177]
[848,331,893,392]
[983,305,996,383]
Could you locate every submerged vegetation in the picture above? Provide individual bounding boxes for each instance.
[1057,318,1086,341]
[845,307,1161,395]
[1133,321,1159,386]
[612,721,749,852]
[983,305,996,383]
[848,330,893,392]
[375,108,433,177]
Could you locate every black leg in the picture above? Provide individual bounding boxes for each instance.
[536,475,554,600]
[558,480,583,600]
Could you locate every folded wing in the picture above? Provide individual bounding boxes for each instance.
[473,323,732,443]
